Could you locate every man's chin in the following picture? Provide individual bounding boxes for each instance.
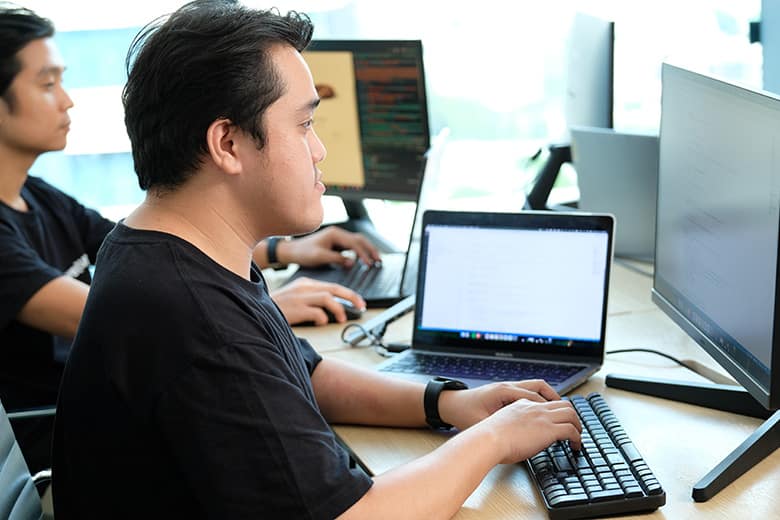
[285,212,324,237]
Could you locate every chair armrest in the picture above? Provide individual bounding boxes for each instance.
[32,468,52,496]
[7,406,56,420]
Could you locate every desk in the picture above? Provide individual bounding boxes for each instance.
[292,262,780,519]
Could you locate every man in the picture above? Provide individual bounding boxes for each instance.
[53,1,581,518]
[0,2,378,473]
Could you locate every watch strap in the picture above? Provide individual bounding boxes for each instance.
[266,236,287,270]
[424,377,468,430]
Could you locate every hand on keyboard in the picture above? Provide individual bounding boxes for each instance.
[487,398,583,464]
[282,226,381,268]
[438,379,582,444]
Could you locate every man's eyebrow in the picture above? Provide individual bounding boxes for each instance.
[297,97,320,113]
[36,65,65,78]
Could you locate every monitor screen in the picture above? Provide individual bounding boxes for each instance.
[654,63,780,410]
[302,40,430,202]
[563,12,614,135]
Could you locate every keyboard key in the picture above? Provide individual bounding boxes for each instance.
[549,493,589,507]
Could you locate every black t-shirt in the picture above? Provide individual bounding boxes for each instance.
[52,223,372,519]
[0,176,114,409]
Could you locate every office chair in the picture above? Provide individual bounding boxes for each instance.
[0,399,55,520]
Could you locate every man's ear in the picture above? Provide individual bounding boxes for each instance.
[205,118,242,175]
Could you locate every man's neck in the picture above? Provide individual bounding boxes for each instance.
[0,147,37,210]
[124,181,258,280]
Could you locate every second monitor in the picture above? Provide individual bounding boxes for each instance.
[302,40,430,205]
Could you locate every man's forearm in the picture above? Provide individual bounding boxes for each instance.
[311,357,427,427]
[338,423,502,520]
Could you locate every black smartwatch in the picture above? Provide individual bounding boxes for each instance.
[265,236,288,270]
[424,376,468,430]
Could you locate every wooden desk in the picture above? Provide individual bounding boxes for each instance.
[293,263,780,519]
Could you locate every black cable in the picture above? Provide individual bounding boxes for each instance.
[606,348,700,376]
[340,322,380,346]
[340,323,405,357]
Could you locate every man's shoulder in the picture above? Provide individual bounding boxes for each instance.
[22,175,82,215]
[24,175,68,198]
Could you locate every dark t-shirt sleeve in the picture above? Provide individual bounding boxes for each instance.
[60,192,115,262]
[156,340,371,519]
[297,337,322,375]
[0,228,62,328]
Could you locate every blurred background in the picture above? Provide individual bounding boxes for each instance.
[21,0,762,249]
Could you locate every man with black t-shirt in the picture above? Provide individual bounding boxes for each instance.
[0,3,379,474]
[53,2,582,518]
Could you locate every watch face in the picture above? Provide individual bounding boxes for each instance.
[434,377,468,390]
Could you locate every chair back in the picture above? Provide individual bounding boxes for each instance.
[0,400,43,520]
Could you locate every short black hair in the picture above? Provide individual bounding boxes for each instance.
[0,3,55,109]
[122,0,314,191]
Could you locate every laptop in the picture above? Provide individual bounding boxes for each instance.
[378,209,614,394]
[570,126,659,262]
[282,131,448,308]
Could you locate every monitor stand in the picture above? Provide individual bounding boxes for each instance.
[605,373,780,502]
[338,199,402,254]
[524,143,572,210]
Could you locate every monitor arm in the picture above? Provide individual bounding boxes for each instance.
[524,143,572,210]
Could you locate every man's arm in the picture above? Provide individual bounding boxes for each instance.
[311,359,582,520]
[16,276,89,338]
[270,278,366,325]
[253,227,379,324]
[253,226,381,269]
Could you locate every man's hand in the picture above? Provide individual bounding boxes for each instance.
[271,277,366,326]
[437,379,560,430]
[278,227,381,268]
[437,379,582,460]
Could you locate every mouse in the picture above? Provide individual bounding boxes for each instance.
[326,297,364,322]
[299,297,364,326]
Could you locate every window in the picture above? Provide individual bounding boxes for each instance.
[25,1,761,242]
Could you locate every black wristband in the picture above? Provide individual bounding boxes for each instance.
[266,236,287,270]
[424,376,468,430]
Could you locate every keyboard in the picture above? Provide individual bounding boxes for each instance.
[286,254,406,305]
[340,258,401,299]
[527,393,665,520]
[380,352,584,386]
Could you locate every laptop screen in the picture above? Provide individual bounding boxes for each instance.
[413,210,614,360]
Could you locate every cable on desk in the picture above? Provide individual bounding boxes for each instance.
[607,348,689,368]
[339,323,408,357]
[605,348,737,385]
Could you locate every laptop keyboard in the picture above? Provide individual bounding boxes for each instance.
[379,352,584,384]
[288,254,405,303]
[341,259,402,299]
[527,393,665,519]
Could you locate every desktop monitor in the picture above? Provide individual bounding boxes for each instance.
[607,63,780,501]
[302,40,430,204]
[563,12,615,135]
[525,12,614,210]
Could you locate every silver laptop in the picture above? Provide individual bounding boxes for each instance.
[570,126,659,262]
[378,209,614,394]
